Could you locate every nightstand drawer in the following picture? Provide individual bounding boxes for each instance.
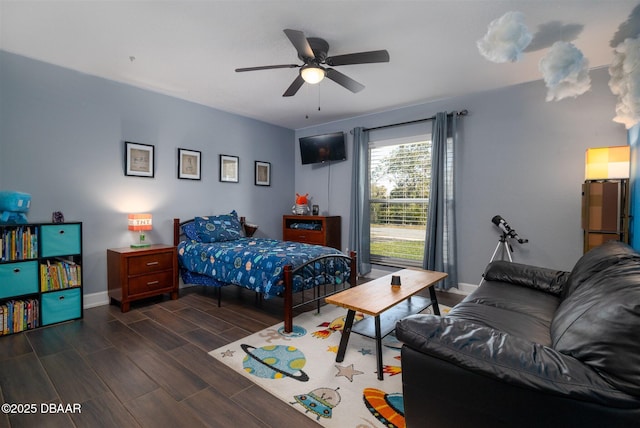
[41,288,81,325]
[282,215,341,249]
[129,271,174,295]
[0,261,39,299]
[284,230,325,245]
[41,224,81,257]
[128,252,174,275]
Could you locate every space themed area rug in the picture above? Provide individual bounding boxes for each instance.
[210,303,449,428]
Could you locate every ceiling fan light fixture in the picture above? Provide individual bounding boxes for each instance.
[301,65,325,84]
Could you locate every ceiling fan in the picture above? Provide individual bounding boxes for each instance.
[235,29,390,97]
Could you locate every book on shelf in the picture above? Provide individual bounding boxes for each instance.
[1,226,38,261]
[40,259,81,291]
[0,299,39,335]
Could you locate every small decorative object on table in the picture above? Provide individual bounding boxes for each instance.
[128,213,152,248]
[52,211,65,223]
[292,193,310,215]
[391,275,401,288]
[244,222,259,237]
[312,204,319,215]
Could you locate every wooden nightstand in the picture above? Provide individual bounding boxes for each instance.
[107,244,178,312]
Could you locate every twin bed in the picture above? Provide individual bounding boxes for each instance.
[172,212,356,332]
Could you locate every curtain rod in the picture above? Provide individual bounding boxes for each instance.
[362,109,468,133]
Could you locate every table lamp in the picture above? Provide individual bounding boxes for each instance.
[128,213,152,248]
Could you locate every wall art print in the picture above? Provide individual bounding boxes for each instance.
[178,148,201,180]
[125,141,154,178]
[220,154,239,183]
[255,161,271,186]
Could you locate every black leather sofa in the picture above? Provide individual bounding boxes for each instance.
[396,241,640,428]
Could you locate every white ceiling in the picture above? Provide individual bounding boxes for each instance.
[2,1,639,130]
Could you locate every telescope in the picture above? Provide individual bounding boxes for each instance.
[491,215,528,244]
[479,215,529,285]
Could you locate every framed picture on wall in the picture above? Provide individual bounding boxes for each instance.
[220,154,239,183]
[125,141,154,178]
[178,148,201,180]
[255,161,271,186]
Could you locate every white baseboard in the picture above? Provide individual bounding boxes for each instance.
[83,291,109,309]
[453,282,478,295]
[82,282,190,309]
[81,281,478,309]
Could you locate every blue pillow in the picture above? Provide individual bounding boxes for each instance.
[194,211,244,242]
[182,222,199,241]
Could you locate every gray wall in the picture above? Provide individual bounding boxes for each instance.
[1,48,629,294]
[295,66,628,285]
[0,51,295,299]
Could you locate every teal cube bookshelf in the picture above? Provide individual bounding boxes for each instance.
[0,222,83,335]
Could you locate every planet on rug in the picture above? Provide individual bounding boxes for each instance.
[241,344,309,382]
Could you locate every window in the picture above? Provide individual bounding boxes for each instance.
[369,135,431,266]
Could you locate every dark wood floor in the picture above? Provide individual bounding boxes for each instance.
[0,282,463,428]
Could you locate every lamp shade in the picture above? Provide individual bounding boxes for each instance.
[585,146,630,180]
[301,66,325,84]
[128,213,152,231]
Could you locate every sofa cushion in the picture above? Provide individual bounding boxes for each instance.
[483,260,569,296]
[551,261,640,396]
[450,280,561,346]
[563,240,640,298]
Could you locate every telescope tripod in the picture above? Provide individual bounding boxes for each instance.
[488,232,514,263]
[479,232,515,286]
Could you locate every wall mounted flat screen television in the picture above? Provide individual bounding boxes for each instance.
[299,132,347,165]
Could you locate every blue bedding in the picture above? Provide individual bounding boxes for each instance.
[177,237,350,298]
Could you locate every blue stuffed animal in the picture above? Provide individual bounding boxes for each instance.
[0,191,31,224]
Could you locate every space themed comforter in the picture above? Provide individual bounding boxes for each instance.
[177,238,350,298]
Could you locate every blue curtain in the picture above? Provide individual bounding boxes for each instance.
[424,112,458,289]
[349,127,371,275]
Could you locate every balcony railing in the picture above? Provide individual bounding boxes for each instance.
[369,199,428,266]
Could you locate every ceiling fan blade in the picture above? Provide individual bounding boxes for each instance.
[283,75,305,97]
[326,68,365,93]
[283,29,315,60]
[235,64,299,72]
[326,50,390,66]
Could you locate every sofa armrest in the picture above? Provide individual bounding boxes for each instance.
[483,260,569,296]
[396,314,636,406]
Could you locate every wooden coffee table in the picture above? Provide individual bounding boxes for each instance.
[325,268,447,380]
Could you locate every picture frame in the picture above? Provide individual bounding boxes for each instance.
[220,154,239,183]
[178,148,201,180]
[125,141,154,178]
[255,161,271,186]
